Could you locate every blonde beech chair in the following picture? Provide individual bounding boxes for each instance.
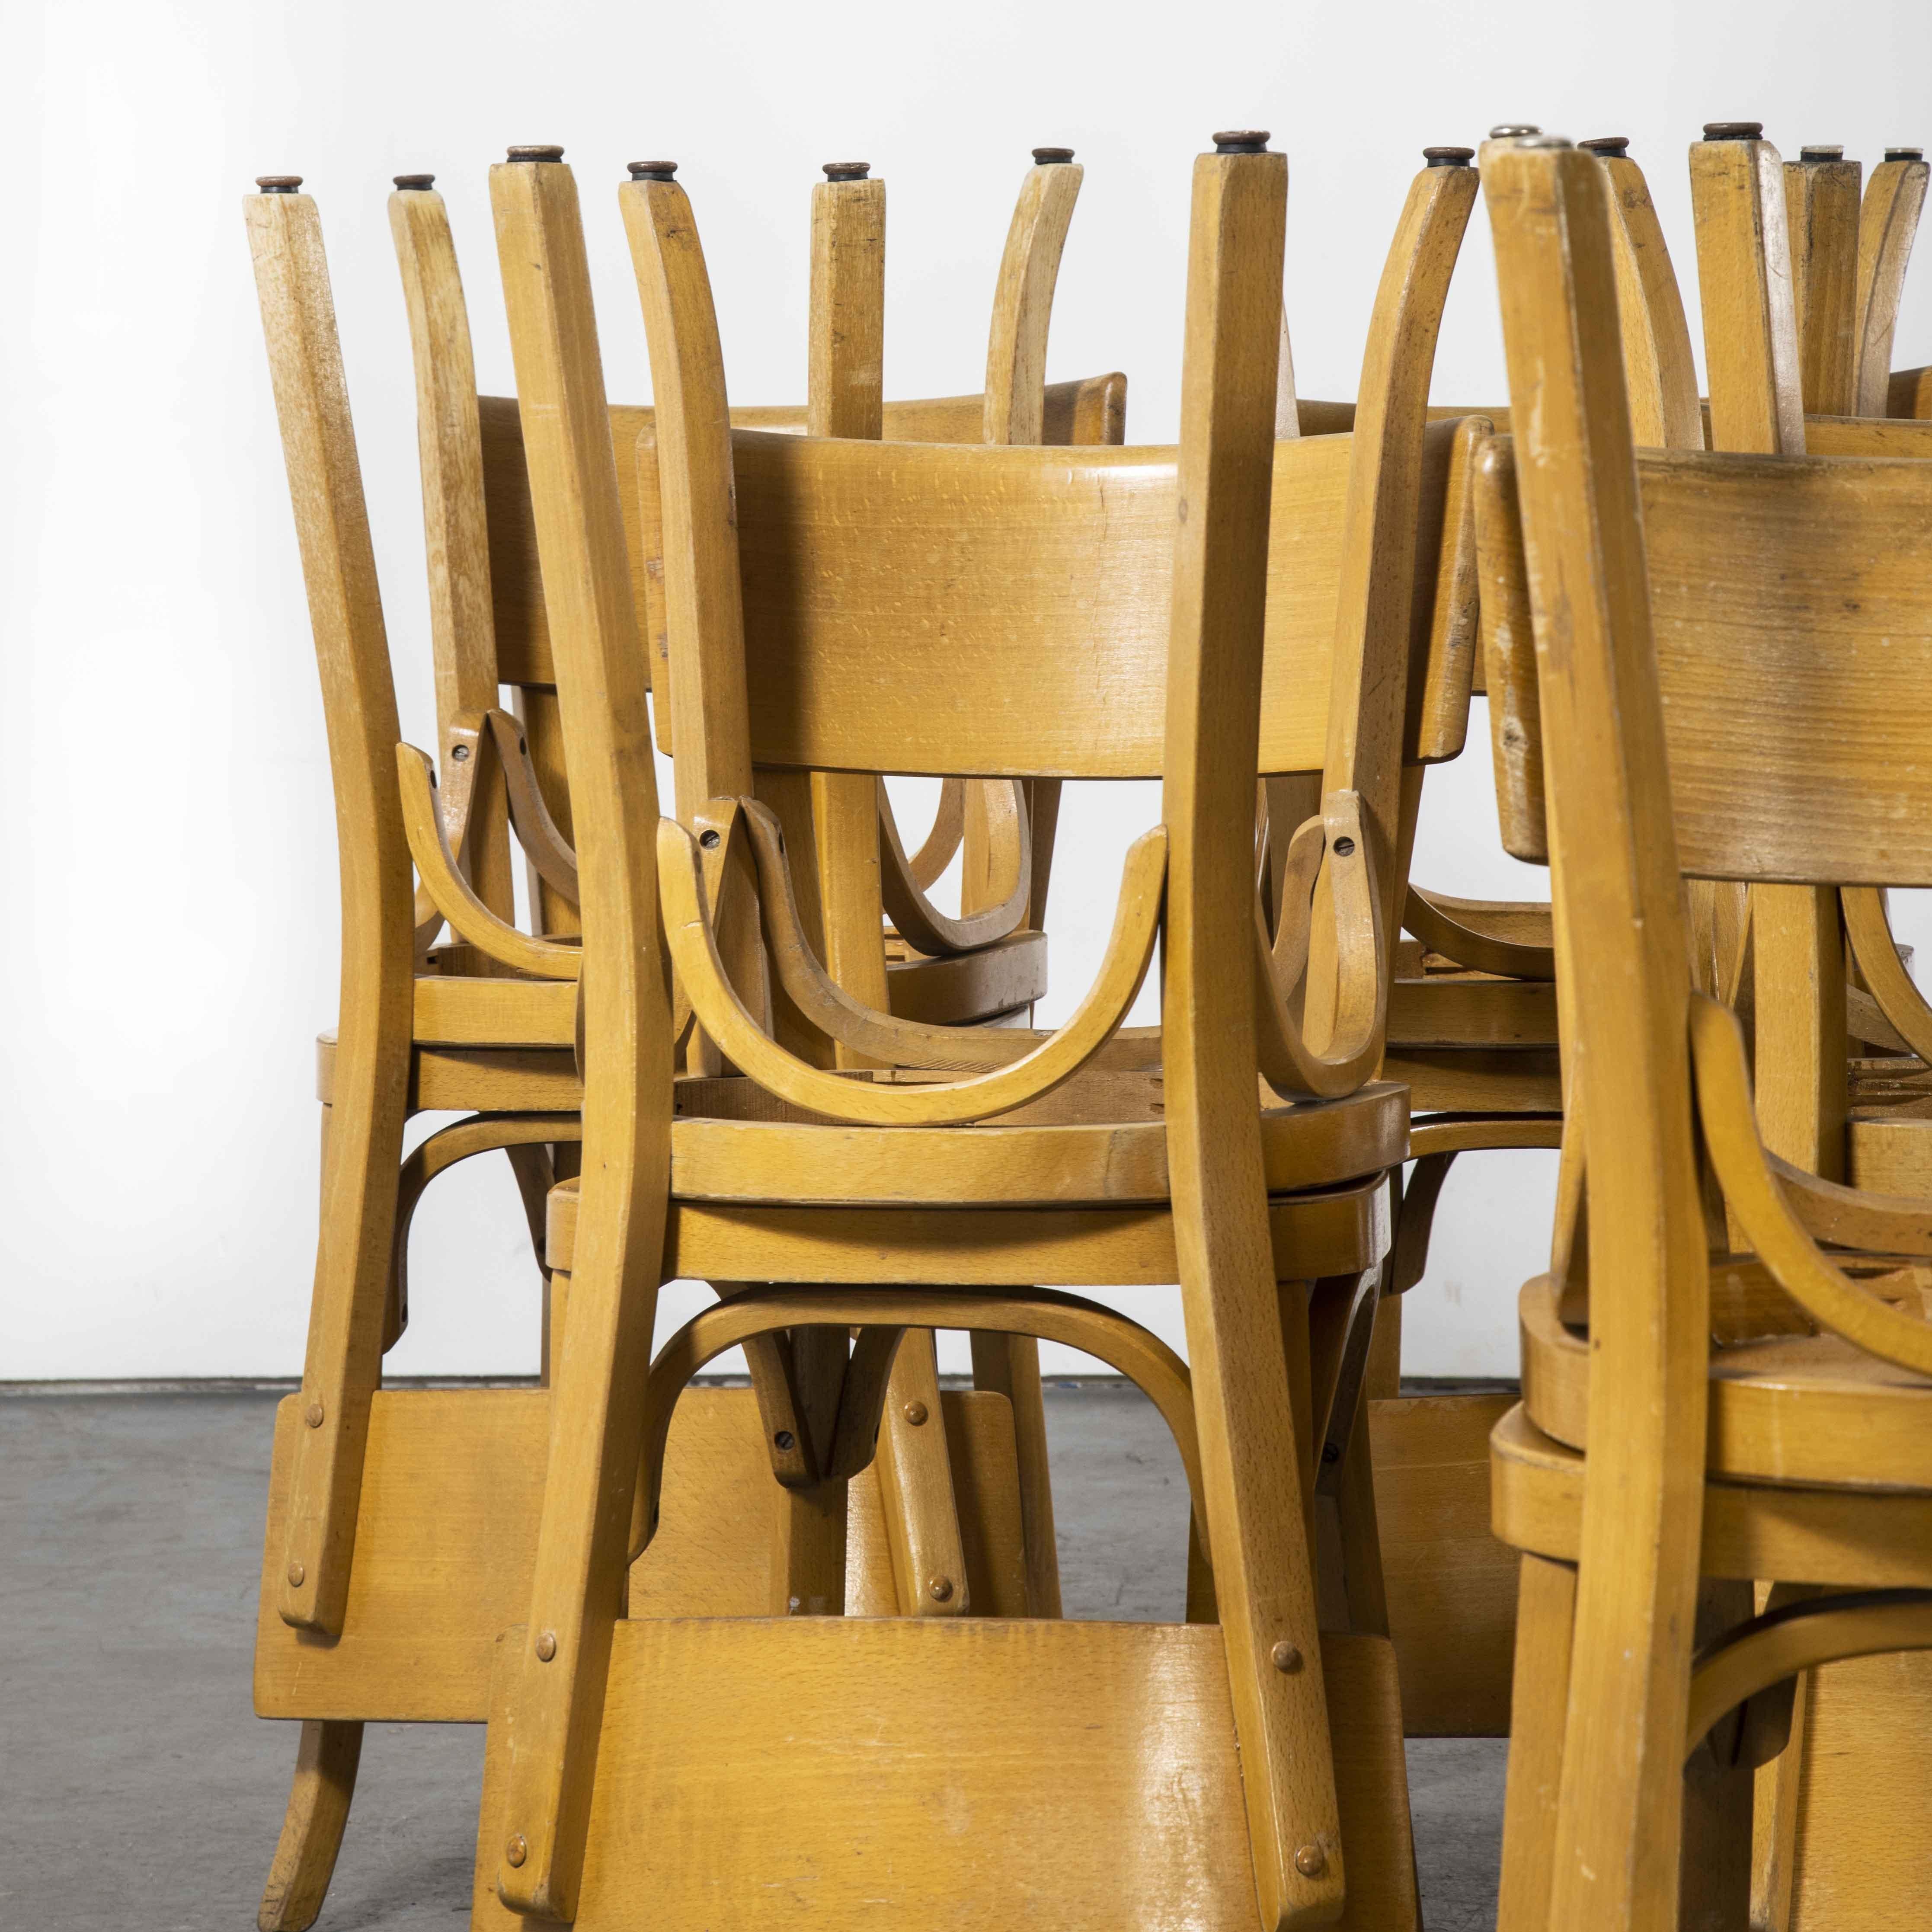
[391,149,1116,1631]
[1477,130,1932,1932]
[460,134,1486,1929]
[1477,125,1932,1931]
[244,159,1117,1931]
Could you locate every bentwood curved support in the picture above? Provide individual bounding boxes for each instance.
[660,813,1166,1124]
[1690,996,1932,1375]
[877,779,1031,956]
[1254,790,1389,1100]
[1403,886,1556,979]
[387,1113,582,1350]
[1685,1589,1932,1758]
[628,1283,1212,1616]
[398,744,583,980]
[905,778,968,888]
[735,797,1158,1075]
[486,709,580,905]
[256,1718,364,1932]
[1842,885,1932,1060]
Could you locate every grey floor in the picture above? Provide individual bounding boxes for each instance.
[0,1385,1503,1929]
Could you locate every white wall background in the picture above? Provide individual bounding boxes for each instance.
[6,0,1931,1382]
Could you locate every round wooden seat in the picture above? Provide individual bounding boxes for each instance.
[1490,1400,1932,1590]
[542,1079,1407,1287]
[1517,1272,1932,1491]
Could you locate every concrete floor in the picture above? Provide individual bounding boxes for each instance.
[0,1385,1504,1929]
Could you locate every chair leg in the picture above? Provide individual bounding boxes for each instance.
[1680,1580,1756,1932]
[874,1330,968,1614]
[1327,1389,1390,1638]
[1497,1553,1577,1932]
[1750,1673,1807,1932]
[257,1719,363,1932]
[968,1332,1062,1615]
[277,1066,409,1635]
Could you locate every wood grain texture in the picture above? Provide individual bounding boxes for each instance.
[256,1718,362,1932]
[256,1387,1030,1721]
[389,187,517,923]
[983,157,1082,445]
[723,419,1463,780]
[489,157,677,1919]
[1158,147,1346,1931]
[245,188,415,1636]
[471,1624,1415,1932]
[1783,153,1864,416]
[1854,156,1930,416]
[1369,1394,1520,1736]
[1486,137,1713,1932]
[1492,1402,1932,1588]
[1788,1647,1932,1927]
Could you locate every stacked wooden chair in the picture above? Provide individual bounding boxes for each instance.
[390,147,1113,1634]
[1475,128,1932,1932]
[441,128,1516,1926]
[244,152,1123,1930]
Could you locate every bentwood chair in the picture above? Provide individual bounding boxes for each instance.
[1477,130,1932,1932]
[389,149,1119,1630]
[244,157,1116,1931]
[456,134,1495,1928]
[1470,125,1932,1931]
[1685,127,1932,1932]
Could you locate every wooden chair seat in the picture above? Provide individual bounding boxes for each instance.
[1490,1400,1932,1589]
[467,1618,1414,1932]
[654,1072,1404,1201]
[542,1083,1405,1286]
[1849,1092,1932,1194]
[1517,1273,1932,1491]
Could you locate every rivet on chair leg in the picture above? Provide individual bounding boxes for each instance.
[928,1574,954,1603]
[287,1561,306,1588]
[1271,1640,1303,1673]
[305,1399,325,1428]
[902,1400,928,1426]
[1295,1843,1326,1878]
[535,1629,557,1662]
[505,1834,528,1868]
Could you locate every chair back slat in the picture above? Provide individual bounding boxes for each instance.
[723,416,1466,780]
[1639,450,1932,885]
